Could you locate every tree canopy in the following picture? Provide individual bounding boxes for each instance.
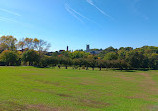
[1,35,158,70]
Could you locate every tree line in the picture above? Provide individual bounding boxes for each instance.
[1,35,158,70]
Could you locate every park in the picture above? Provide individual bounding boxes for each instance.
[0,0,158,110]
[1,36,158,110]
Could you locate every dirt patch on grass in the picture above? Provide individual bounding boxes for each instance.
[0,101,28,111]
[33,88,54,94]
[33,89,73,98]
[138,73,158,95]
[78,83,89,85]
[77,77,98,86]
[147,104,158,111]
[18,74,32,79]
[28,104,59,111]
[35,80,60,86]
[119,76,134,81]
[122,72,158,108]
[115,74,135,81]
[79,99,110,108]
[1,101,73,111]
[57,93,73,98]
[126,93,149,100]
[138,73,150,77]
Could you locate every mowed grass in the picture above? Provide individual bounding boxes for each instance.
[1,67,158,111]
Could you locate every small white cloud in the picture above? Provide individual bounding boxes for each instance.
[86,0,113,19]
[86,0,94,6]
[0,8,21,16]
[65,3,84,23]
[65,2,103,27]
[0,16,18,23]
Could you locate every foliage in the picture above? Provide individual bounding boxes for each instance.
[1,35,158,70]
[0,50,19,66]
[104,52,118,60]
[0,35,17,51]
[22,49,39,66]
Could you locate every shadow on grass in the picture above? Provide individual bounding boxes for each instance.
[113,68,150,72]
[33,66,152,72]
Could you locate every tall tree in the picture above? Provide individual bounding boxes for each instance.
[0,35,17,51]
[33,38,51,52]
[17,40,25,51]
[24,38,33,49]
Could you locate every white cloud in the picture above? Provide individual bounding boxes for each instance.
[66,3,97,23]
[0,8,21,16]
[65,3,100,25]
[86,0,94,5]
[86,0,113,19]
[65,3,84,23]
[0,16,18,23]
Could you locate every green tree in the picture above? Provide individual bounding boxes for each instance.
[86,56,96,70]
[125,50,145,69]
[39,56,57,68]
[97,59,105,71]
[73,58,84,69]
[0,50,19,66]
[72,51,89,59]
[104,52,118,60]
[22,50,39,66]
[62,57,73,69]
[148,53,158,69]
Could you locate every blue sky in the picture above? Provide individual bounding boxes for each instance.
[0,0,158,51]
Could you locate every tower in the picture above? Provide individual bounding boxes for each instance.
[86,44,90,52]
[67,46,69,51]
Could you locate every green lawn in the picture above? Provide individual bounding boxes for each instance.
[0,67,158,111]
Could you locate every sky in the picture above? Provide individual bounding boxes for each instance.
[0,0,158,51]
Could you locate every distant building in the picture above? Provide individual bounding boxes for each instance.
[86,44,102,54]
[90,50,102,55]
[67,46,69,51]
[18,48,27,52]
[86,44,90,52]
[59,50,65,53]
[58,46,69,53]
[46,52,53,56]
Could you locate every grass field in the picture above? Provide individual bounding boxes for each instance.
[0,67,158,111]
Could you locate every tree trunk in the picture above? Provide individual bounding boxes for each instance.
[100,67,101,71]
[65,66,68,69]
[29,62,33,66]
